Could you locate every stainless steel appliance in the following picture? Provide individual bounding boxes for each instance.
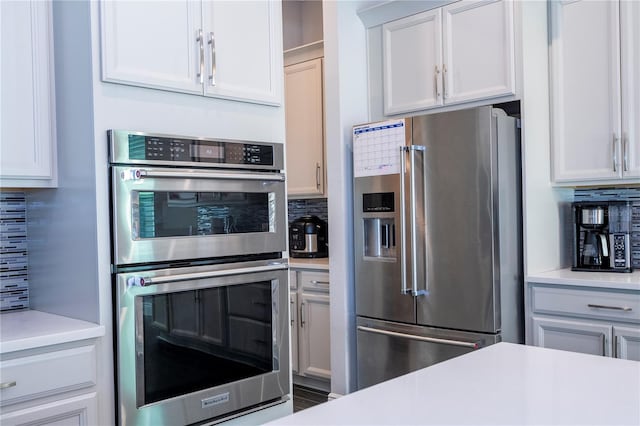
[572,201,633,272]
[289,215,328,258]
[109,130,290,425]
[353,106,523,389]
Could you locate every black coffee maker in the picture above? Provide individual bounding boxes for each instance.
[572,201,633,272]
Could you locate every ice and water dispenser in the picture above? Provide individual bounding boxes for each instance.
[362,192,396,260]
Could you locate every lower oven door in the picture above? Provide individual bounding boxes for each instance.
[111,165,287,266]
[115,259,290,425]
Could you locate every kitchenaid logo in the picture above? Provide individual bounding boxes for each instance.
[201,392,229,408]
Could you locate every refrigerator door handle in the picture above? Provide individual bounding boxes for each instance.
[399,146,410,295]
[401,145,428,297]
[357,325,479,349]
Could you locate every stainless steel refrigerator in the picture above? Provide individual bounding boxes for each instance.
[353,106,523,389]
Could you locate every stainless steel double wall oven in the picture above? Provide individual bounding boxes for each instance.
[109,130,290,425]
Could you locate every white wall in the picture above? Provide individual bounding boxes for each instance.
[323,0,370,396]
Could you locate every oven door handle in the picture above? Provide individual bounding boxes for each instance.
[130,169,285,181]
[129,262,288,286]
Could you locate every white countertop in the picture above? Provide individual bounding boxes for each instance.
[266,343,640,425]
[288,257,329,271]
[0,310,105,354]
[528,267,640,291]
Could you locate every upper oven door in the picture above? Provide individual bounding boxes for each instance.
[111,166,287,266]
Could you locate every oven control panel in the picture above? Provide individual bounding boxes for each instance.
[109,130,283,170]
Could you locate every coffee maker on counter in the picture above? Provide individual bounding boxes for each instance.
[572,201,633,272]
[289,215,328,258]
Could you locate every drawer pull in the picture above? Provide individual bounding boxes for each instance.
[0,381,16,389]
[587,304,632,312]
[310,280,330,285]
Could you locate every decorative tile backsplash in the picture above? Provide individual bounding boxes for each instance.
[288,198,328,224]
[1,191,29,312]
[574,187,640,269]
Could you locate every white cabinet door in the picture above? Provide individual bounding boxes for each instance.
[290,292,298,374]
[620,0,640,178]
[299,292,331,380]
[284,58,325,197]
[202,1,281,105]
[442,0,515,105]
[100,1,203,94]
[549,0,622,182]
[532,316,612,356]
[614,325,640,361]
[0,392,98,426]
[0,0,56,186]
[382,9,442,115]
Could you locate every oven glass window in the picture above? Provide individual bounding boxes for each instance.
[141,281,274,405]
[136,191,275,238]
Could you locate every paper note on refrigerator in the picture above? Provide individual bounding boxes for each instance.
[353,119,405,177]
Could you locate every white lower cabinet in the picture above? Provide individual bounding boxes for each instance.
[289,268,331,389]
[0,342,98,426]
[0,393,98,426]
[614,325,640,361]
[532,316,612,357]
[527,282,639,360]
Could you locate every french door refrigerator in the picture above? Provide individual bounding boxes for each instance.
[353,106,523,389]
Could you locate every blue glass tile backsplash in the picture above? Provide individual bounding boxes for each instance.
[574,187,640,269]
[1,191,29,312]
[288,198,328,224]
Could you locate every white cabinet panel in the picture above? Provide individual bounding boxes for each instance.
[290,293,298,374]
[284,58,324,196]
[0,346,96,407]
[299,291,331,380]
[100,1,202,94]
[532,316,612,357]
[202,1,280,104]
[382,9,442,115]
[0,392,98,426]
[0,0,56,186]
[620,0,640,178]
[442,0,515,105]
[614,325,640,361]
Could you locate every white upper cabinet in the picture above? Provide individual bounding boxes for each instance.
[285,58,325,197]
[381,0,515,116]
[382,9,442,115]
[550,0,639,183]
[100,0,282,106]
[0,0,56,187]
[620,0,640,178]
[442,0,515,105]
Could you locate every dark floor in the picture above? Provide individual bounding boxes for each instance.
[293,385,329,412]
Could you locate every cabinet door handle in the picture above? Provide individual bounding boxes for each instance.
[587,303,632,312]
[300,302,306,327]
[613,133,619,172]
[602,334,606,357]
[614,335,619,358]
[0,381,16,389]
[316,163,321,190]
[290,299,295,326]
[434,65,441,99]
[208,32,216,86]
[196,29,204,84]
[442,64,448,99]
[623,133,629,172]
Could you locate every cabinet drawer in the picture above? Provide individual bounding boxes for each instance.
[531,286,640,324]
[0,345,97,407]
[299,271,330,293]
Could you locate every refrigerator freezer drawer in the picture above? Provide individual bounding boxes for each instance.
[356,317,500,390]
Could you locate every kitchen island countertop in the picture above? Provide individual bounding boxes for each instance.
[265,342,640,425]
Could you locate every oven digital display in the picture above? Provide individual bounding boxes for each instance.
[191,144,224,160]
